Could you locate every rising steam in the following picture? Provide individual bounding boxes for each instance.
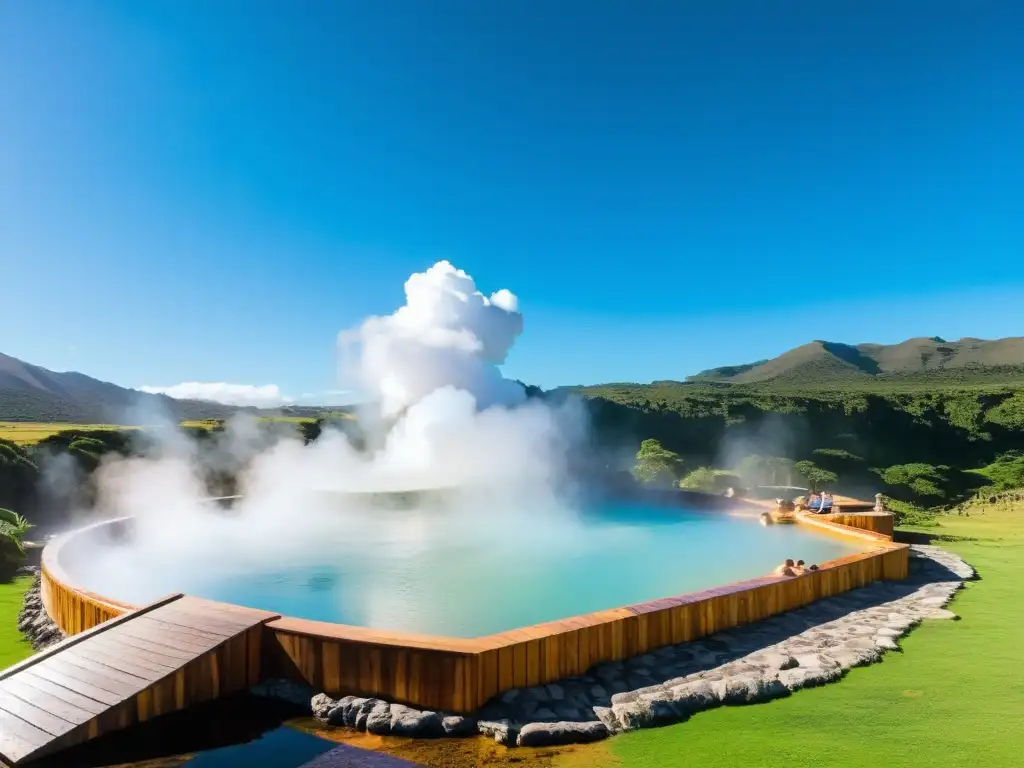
[71,262,588,609]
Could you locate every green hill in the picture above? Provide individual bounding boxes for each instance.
[0,352,239,423]
[685,336,1024,387]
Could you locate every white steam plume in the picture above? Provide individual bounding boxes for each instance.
[340,260,526,417]
[74,262,589,611]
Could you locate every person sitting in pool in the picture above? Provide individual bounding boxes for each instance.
[772,559,798,577]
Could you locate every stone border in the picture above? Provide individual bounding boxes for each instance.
[16,566,66,652]
[305,545,974,747]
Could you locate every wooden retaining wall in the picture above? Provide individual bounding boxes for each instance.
[41,513,909,715]
[823,511,895,539]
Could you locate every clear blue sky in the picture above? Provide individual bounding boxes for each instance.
[2,1,1023,401]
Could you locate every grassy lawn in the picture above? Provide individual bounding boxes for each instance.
[590,499,1024,768]
[0,574,34,669]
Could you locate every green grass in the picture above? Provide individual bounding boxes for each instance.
[0,574,34,669]
[601,500,1024,768]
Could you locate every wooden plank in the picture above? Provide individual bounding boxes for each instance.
[0,593,184,684]
[0,709,51,759]
[24,665,123,708]
[139,615,228,645]
[0,689,77,737]
[150,608,255,637]
[70,641,176,679]
[87,635,186,671]
[39,657,142,699]
[104,622,212,658]
[0,676,99,722]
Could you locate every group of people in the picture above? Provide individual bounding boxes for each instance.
[804,491,834,513]
[771,558,819,577]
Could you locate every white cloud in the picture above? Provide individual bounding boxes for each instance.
[139,382,294,408]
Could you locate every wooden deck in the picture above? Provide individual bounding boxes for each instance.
[0,594,279,766]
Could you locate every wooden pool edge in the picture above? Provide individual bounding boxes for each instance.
[40,507,908,714]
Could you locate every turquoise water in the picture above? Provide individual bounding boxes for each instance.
[78,501,865,638]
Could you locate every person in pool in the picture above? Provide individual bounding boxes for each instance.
[772,559,798,577]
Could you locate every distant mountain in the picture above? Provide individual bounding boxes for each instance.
[686,337,1024,385]
[0,352,243,423]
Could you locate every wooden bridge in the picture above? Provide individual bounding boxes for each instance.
[0,594,279,766]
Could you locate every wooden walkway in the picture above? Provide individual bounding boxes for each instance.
[0,594,279,766]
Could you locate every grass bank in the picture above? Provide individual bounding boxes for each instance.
[598,499,1024,767]
[0,574,34,669]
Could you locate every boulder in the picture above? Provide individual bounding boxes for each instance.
[713,674,790,705]
[365,701,393,735]
[311,694,340,722]
[668,680,720,715]
[389,705,444,738]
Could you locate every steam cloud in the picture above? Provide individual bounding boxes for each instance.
[72,262,587,609]
[340,260,527,417]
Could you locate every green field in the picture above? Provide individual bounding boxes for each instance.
[0,415,355,446]
[0,574,33,669]
[0,421,137,445]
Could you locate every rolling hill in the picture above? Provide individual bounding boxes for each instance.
[0,352,242,423]
[685,337,1024,386]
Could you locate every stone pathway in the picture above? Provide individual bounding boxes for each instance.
[307,545,975,747]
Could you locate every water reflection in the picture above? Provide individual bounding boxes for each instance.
[32,695,335,768]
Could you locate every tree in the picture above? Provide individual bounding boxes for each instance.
[632,439,683,487]
[794,460,838,492]
[679,466,717,492]
[876,463,951,503]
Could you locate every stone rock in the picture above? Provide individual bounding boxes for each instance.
[517,720,609,747]
[501,688,521,705]
[611,684,665,706]
[593,706,619,733]
[830,645,882,669]
[366,702,393,735]
[612,692,682,730]
[668,680,720,715]
[546,683,565,700]
[713,674,790,706]
[777,664,843,690]
[926,609,958,621]
[532,707,557,722]
[311,693,339,722]
[390,705,444,738]
[441,715,478,737]
[342,697,371,728]
[356,699,385,731]
[478,719,518,745]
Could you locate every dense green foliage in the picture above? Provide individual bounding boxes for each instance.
[632,439,684,487]
[583,380,1024,509]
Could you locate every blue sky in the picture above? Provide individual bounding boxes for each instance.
[2,1,1022,404]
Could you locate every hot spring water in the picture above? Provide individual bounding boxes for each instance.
[67,500,865,638]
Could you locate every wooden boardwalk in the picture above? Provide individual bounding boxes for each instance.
[0,594,279,766]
